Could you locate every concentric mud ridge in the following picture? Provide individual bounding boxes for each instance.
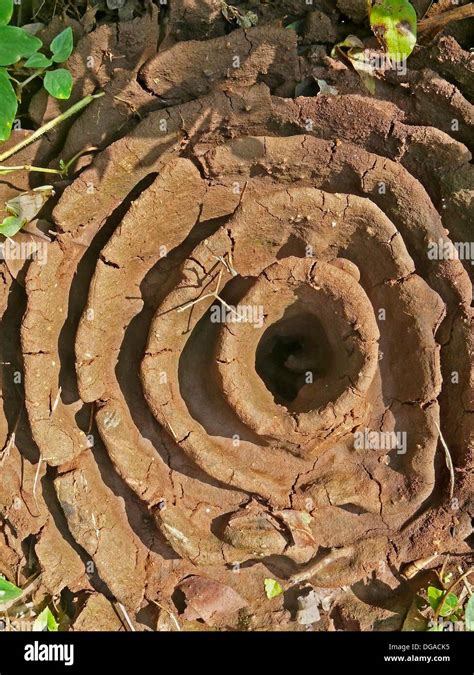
[0,1,473,631]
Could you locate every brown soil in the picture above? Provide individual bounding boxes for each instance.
[0,0,473,631]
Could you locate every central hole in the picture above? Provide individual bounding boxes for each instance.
[255,312,333,411]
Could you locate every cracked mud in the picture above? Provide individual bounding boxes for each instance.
[0,0,473,631]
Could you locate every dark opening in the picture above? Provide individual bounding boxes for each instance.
[255,312,333,411]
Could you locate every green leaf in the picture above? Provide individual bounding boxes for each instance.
[427,586,459,617]
[33,607,59,632]
[0,69,17,141]
[0,0,13,26]
[43,68,73,99]
[285,19,305,34]
[264,578,283,599]
[24,52,52,69]
[0,26,42,66]
[50,27,73,63]
[370,0,417,60]
[465,595,474,631]
[0,215,26,237]
[0,576,22,603]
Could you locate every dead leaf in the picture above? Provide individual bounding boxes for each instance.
[276,510,316,548]
[178,576,247,626]
[5,186,54,224]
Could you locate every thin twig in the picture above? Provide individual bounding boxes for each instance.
[115,602,136,632]
[0,401,24,466]
[0,93,105,163]
[32,455,43,517]
[176,267,244,320]
[418,2,474,33]
[50,387,62,416]
[434,421,455,499]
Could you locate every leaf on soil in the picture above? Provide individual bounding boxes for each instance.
[296,588,321,625]
[43,68,73,99]
[178,576,248,625]
[0,69,17,142]
[21,23,45,36]
[427,586,459,617]
[402,596,429,631]
[0,216,27,238]
[317,79,338,95]
[33,607,59,632]
[50,27,73,63]
[0,25,42,66]
[0,576,22,604]
[332,36,377,95]
[286,19,305,34]
[370,0,417,60]
[264,578,283,599]
[223,502,288,555]
[5,185,54,224]
[221,2,258,28]
[0,0,13,26]
[465,594,474,631]
[275,510,316,548]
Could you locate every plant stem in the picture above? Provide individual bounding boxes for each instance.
[0,164,64,175]
[0,92,105,163]
[19,70,44,90]
[0,147,98,177]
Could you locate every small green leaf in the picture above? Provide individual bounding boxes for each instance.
[0,576,22,603]
[370,0,417,60]
[264,578,283,599]
[0,25,42,66]
[465,595,474,631]
[0,0,13,26]
[43,68,73,99]
[0,215,26,237]
[0,69,17,141]
[285,19,304,34]
[33,607,59,632]
[50,27,73,63]
[24,52,52,69]
[427,586,459,617]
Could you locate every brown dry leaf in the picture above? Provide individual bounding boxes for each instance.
[276,510,316,548]
[178,576,248,626]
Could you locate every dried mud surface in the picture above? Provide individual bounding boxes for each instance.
[0,1,473,631]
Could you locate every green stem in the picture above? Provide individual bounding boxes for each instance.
[0,92,105,163]
[19,70,44,90]
[0,164,64,176]
[0,147,98,178]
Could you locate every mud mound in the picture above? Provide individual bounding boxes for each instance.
[1,2,473,631]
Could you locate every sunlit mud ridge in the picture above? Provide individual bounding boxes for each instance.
[0,2,473,631]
